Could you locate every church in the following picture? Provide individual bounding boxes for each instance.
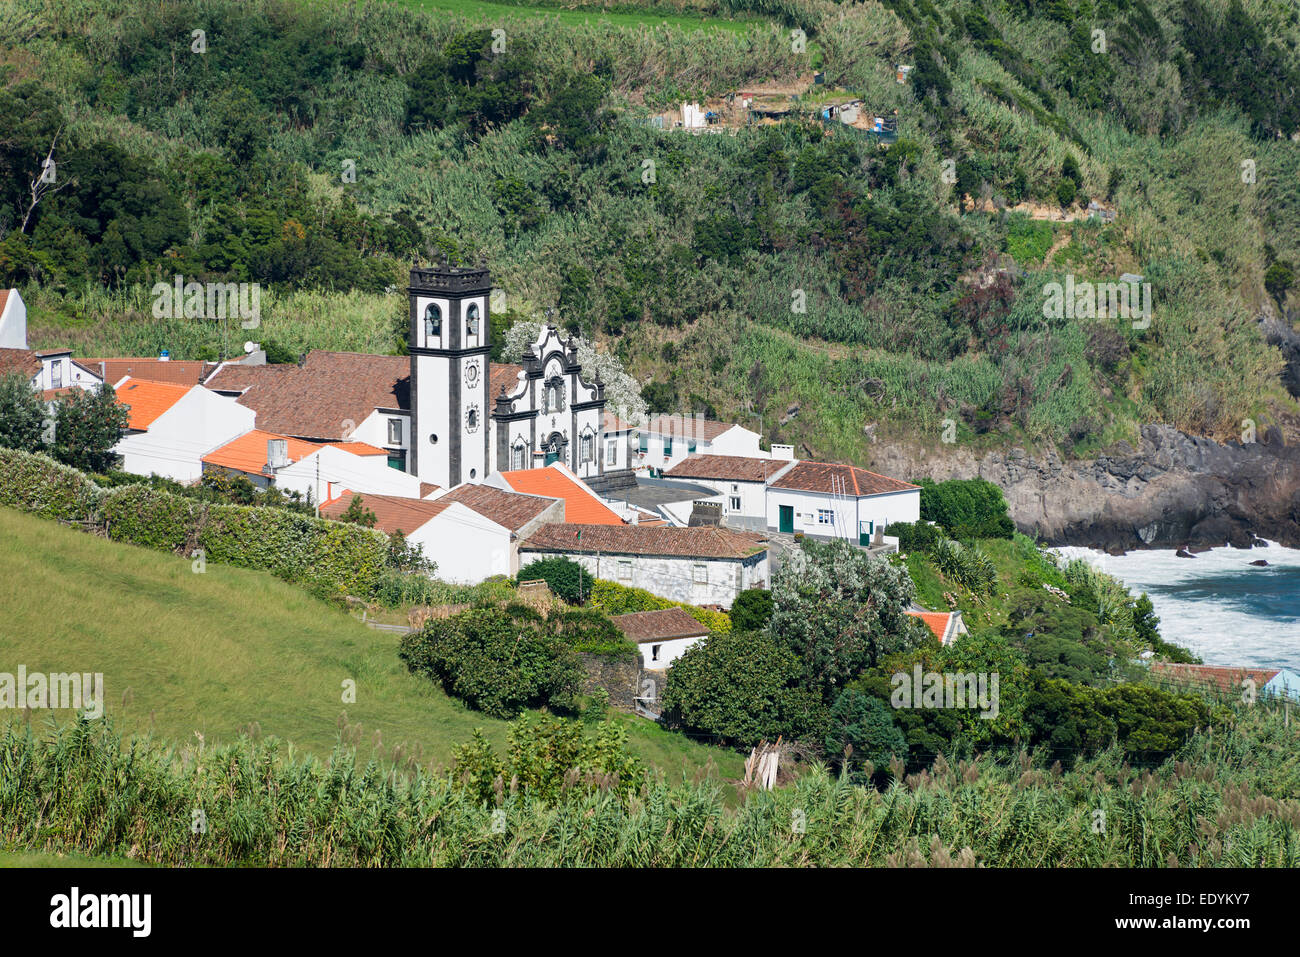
[407,263,610,489]
[203,262,630,496]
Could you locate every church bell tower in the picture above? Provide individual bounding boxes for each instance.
[408,263,491,489]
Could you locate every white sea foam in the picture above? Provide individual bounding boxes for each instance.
[1051,542,1300,671]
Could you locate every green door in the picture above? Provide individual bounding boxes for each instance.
[859,521,872,546]
[544,449,559,466]
[778,505,794,534]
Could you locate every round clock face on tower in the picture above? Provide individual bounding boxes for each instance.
[465,360,480,387]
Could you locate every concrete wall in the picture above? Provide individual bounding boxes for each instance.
[518,548,768,608]
[411,502,512,583]
[115,387,255,482]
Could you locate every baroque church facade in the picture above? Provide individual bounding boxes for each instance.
[406,264,609,489]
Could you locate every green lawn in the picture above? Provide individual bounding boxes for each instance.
[0,506,741,782]
[0,849,152,868]
[388,0,765,33]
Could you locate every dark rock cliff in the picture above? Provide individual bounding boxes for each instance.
[872,425,1300,552]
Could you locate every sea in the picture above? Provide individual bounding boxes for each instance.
[1053,542,1300,672]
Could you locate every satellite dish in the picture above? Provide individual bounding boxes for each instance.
[243,341,256,354]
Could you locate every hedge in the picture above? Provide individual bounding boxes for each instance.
[0,448,101,523]
[589,578,732,633]
[2,447,388,598]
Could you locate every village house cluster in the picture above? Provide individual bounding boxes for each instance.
[1,268,959,655]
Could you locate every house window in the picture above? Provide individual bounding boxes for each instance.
[817,509,834,525]
[663,436,673,457]
[729,495,742,511]
[692,563,707,584]
[387,450,407,471]
[605,440,617,466]
[511,442,526,471]
[580,433,594,463]
[651,644,662,663]
[51,362,62,389]
[638,434,648,454]
[424,303,442,340]
[618,560,632,581]
[466,303,480,337]
[387,418,402,445]
[687,438,696,453]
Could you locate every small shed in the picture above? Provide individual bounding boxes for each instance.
[611,607,710,671]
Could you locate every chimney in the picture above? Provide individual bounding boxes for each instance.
[770,444,795,461]
[266,438,289,470]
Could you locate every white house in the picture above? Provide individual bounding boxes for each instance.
[610,607,710,671]
[321,488,558,583]
[662,453,796,531]
[113,377,256,482]
[519,523,769,608]
[432,482,565,576]
[618,413,764,475]
[1149,663,1300,703]
[766,461,920,546]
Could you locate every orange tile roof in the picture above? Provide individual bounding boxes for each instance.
[201,429,324,474]
[114,377,193,430]
[322,441,387,456]
[907,610,956,644]
[1149,663,1281,694]
[499,466,624,525]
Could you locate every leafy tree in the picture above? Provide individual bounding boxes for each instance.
[730,588,774,634]
[339,494,377,528]
[0,372,48,452]
[824,688,907,783]
[660,630,828,748]
[51,384,128,473]
[768,539,923,699]
[518,556,594,605]
[1264,261,1294,303]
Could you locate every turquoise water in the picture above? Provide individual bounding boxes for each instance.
[1055,543,1300,672]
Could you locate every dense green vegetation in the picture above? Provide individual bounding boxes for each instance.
[2,0,1296,463]
[3,701,1297,866]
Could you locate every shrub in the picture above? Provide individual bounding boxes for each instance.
[519,556,594,604]
[549,607,639,660]
[729,588,773,633]
[918,478,1015,540]
[0,372,47,453]
[398,605,584,719]
[589,578,732,633]
[890,520,946,555]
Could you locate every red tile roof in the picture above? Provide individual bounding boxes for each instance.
[499,466,624,525]
[769,460,919,497]
[521,523,767,559]
[114,378,193,430]
[86,357,217,387]
[611,607,710,643]
[203,362,295,393]
[0,347,40,379]
[0,290,8,315]
[1149,663,1280,694]
[437,483,559,532]
[320,490,452,536]
[209,350,409,441]
[490,362,525,399]
[664,454,791,483]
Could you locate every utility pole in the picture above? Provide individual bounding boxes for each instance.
[314,456,320,518]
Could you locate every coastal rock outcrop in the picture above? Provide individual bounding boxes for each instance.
[872,425,1300,551]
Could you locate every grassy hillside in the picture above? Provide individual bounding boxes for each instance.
[0,506,742,782]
